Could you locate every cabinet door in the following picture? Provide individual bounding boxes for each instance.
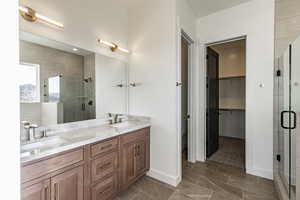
[120,142,136,188]
[135,139,147,176]
[51,166,83,200]
[21,180,50,200]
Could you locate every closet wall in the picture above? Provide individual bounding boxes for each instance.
[211,40,246,139]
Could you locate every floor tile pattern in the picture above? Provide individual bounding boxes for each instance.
[117,160,279,200]
[208,136,245,169]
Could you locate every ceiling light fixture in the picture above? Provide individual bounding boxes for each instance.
[72,48,78,51]
[97,39,130,54]
[19,6,64,29]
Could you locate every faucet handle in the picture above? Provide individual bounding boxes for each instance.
[30,124,38,128]
[21,121,30,126]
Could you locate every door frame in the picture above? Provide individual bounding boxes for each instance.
[176,22,196,183]
[203,36,247,161]
[181,31,194,163]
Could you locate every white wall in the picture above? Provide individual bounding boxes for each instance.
[128,0,180,186]
[196,0,275,179]
[41,103,63,126]
[1,1,20,199]
[19,0,129,61]
[20,103,41,126]
[176,0,197,39]
[95,54,127,118]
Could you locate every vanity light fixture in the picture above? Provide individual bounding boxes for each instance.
[97,39,130,54]
[19,6,64,29]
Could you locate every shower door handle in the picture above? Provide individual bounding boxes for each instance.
[291,111,297,130]
[281,111,297,130]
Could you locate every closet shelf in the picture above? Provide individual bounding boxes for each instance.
[219,76,245,80]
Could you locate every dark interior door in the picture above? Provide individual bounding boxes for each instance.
[206,47,219,158]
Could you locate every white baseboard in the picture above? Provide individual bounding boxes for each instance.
[247,167,273,180]
[147,168,181,187]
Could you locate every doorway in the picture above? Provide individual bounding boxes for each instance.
[206,39,246,169]
[181,36,190,161]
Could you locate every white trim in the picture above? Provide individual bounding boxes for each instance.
[175,17,197,187]
[247,167,273,180]
[176,16,182,185]
[181,31,196,164]
[147,168,181,187]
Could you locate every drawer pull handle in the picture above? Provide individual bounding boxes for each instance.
[100,144,113,150]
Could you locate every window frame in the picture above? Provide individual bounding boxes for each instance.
[19,62,41,103]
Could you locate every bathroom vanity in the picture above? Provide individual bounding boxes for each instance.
[20,119,150,200]
[18,25,146,200]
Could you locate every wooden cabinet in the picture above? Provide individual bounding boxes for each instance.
[22,180,50,200]
[135,139,147,176]
[91,175,118,200]
[51,166,84,200]
[21,127,150,200]
[121,141,137,187]
[120,128,150,190]
[91,152,118,183]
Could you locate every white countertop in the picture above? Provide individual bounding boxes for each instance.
[21,117,151,164]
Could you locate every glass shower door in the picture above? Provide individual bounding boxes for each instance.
[278,39,299,199]
[290,37,299,200]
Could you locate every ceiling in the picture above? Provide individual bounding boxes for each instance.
[187,0,252,18]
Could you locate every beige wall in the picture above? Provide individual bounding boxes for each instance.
[211,40,245,78]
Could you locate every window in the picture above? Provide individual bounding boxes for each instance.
[18,63,40,103]
[48,76,61,102]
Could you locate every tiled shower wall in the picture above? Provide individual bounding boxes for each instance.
[19,40,90,124]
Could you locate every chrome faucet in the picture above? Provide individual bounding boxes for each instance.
[21,121,31,141]
[108,113,123,124]
[21,122,40,142]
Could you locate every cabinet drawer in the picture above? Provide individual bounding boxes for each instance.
[91,152,118,183]
[120,128,147,145]
[91,138,118,157]
[21,149,83,183]
[91,175,118,200]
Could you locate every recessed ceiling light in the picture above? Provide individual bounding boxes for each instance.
[73,48,78,51]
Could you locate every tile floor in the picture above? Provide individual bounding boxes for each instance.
[208,136,245,169]
[116,159,279,200]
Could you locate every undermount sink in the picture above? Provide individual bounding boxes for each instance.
[21,137,67,158]
[110,121,133,129]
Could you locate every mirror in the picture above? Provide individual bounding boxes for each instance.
[19,31,127,130]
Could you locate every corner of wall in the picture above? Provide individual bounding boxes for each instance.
[147,168,181,187]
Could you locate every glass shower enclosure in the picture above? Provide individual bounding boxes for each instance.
[276,37,299,199]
